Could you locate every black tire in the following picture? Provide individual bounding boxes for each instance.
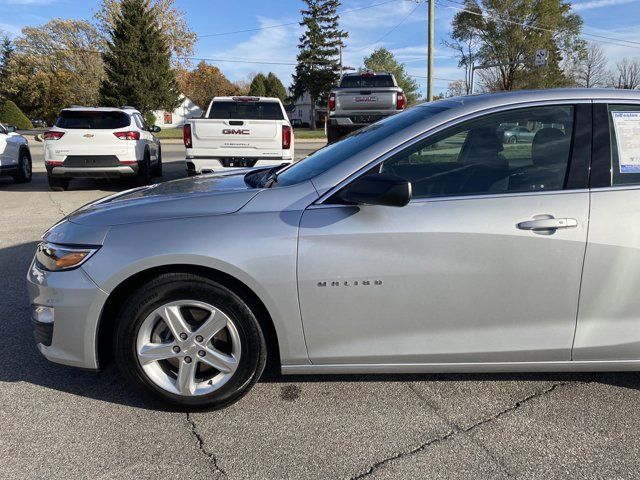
[47,174,70,191]
[151,147,163,177]
[327,124,341,144]
[13,148,32,183]
[114,273,267,410]
[135,152,151,186]
[509,136,518,144]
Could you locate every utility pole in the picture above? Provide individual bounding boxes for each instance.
[427,0,435,101]
[339,45,343,77]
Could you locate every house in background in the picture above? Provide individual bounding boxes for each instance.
[152,95,202,128]
[286,92,327,128]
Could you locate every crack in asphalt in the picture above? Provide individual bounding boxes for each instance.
[350,381,574,479]
[406,383,515,477]
[186,413,228,479]
[47,191,67,218]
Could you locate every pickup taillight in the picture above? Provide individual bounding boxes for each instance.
[43,131,65,141]
[282,125,292,150]
[397,92,406,110]
[328,93,336,111]
[183,124,192,148]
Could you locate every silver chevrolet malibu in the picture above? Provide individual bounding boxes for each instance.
[27,89,640,409]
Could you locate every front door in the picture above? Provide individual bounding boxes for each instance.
[298,103,591,366]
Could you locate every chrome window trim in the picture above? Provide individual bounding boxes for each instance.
[307,188,589,210]
[315,99,591,206]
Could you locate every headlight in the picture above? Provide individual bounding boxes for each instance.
[35,242,99,271]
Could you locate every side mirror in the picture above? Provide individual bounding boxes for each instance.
[6,125,16,133]
[150,125,161,133]
[335,172,412,207]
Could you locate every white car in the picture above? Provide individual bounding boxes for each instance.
[184,96,294,175]
[44,107,162,191]
[0,123,32,184]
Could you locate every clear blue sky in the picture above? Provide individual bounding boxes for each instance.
[1,0,640,96]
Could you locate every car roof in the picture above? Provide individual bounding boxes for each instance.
[212,96,281,102]
[61,106,140,114]
[342,71,392,76]
[424,88,640,111]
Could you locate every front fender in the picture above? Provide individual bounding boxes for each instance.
[82,211,310,366]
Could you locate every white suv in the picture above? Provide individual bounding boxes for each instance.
[0,123,32,184]
[44,107,162,191]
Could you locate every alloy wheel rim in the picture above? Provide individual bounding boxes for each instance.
[23,155,31,177]
[136,300,241,397]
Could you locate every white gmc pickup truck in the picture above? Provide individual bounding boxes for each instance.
[184,96,294,175]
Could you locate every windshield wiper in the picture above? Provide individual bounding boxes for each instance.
[262,163,289,188]
[243,163,288,188]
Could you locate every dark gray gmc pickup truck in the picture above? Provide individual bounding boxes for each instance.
[327,71,405,143]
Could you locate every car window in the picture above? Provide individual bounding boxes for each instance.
[378,105,575,199]
[340,75,395,88]
[275,105,454,187]
[55,111,131,129]
[133,113,148,130]
[0,123,6,135]
[607,105,640,186]
[208,101,284,120]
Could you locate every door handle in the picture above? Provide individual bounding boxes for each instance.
[517,217,578,231]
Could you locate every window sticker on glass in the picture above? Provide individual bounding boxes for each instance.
[611,111,640,173]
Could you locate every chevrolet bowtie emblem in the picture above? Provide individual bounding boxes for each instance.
[83,133,94,138]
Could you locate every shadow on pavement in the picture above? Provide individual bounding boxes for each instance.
[0,171,133,193]
[1,239,639,412]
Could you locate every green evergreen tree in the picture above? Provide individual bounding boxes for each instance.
[99,0,180,115]
[292,0,347,129]
[265,72,287,102]
[0,99,33,129]
[248,73,267,96]
[0,36,14,100]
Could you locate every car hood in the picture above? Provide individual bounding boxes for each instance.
[66,171,260,227]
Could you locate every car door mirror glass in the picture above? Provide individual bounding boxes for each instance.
[150,125,161,133]
[334,172,412,207]
[6,125,16,133]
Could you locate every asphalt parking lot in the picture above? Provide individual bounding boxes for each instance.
[2,140,640,479]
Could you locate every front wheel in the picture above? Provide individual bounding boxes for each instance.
[114,273,267,409]
[508,136,518,144]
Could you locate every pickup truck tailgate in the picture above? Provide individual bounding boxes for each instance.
[336,89,398,112]
[192,120,280,151]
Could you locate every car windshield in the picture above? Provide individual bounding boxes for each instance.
[55,111,131,129]
[340,74,395,88]
[208,101,284,120]
[275,105,453,187]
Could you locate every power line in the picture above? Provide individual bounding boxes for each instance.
[346,1,423,54]
[371,1,423,45]
[195,0,402,39]
[410,74,459,81]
